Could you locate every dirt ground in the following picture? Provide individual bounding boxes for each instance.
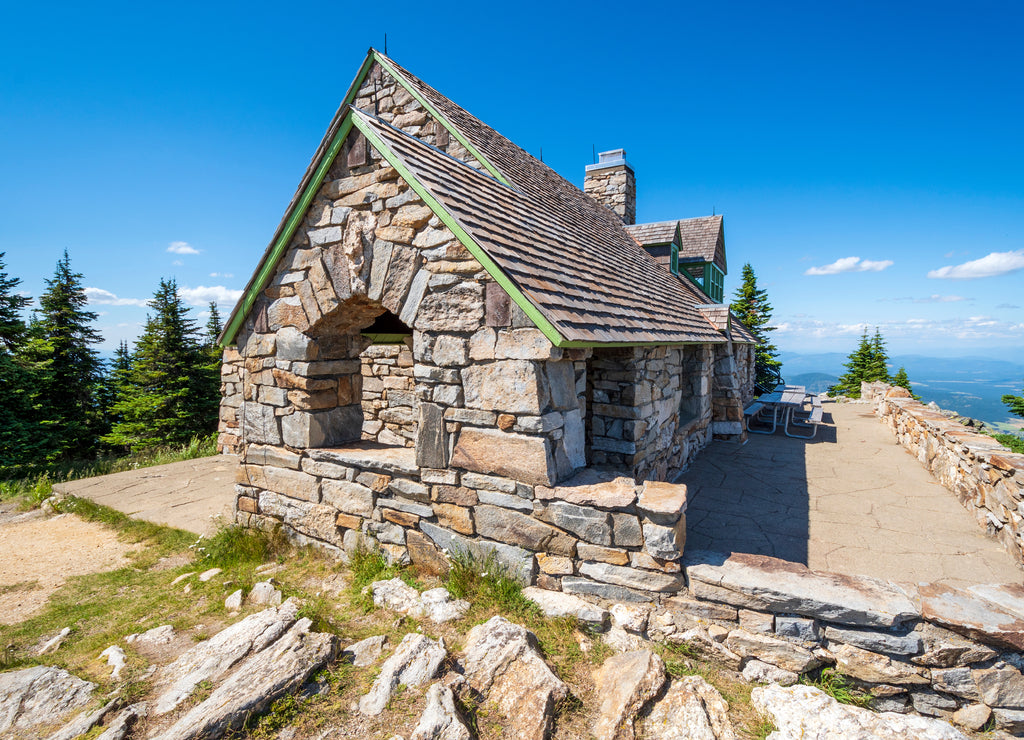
[0,501,136,625]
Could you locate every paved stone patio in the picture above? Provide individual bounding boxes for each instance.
[683,401,1023,587]
[55,455,238,536]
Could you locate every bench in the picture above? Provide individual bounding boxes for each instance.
[744,402,776,434]
[785,404,825,438]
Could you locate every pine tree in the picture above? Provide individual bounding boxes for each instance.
[25,251,104,460]
[892,367,919,399]
[0,254,38,469]
[729,263,782,391]
[104,279,218,451]
[205,301,223,347]
[97,340,134,447]
[828,328,893,398]
[1004,382,1024,419]
[0,252,30,351]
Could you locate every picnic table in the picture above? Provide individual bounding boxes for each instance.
[744,385,825,438]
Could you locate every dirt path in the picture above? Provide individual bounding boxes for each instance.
[0,503,136,625]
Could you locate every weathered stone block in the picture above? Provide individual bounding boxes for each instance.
[282,406,363,448]
[419,521,535,584]
[462,360,548,414]
[579,561,684,593]
[451,427,555,486]
[416,403,448,469]
[494,328,560,360]
[433,503,474,535]
[643,518,686,560]
[243,403,281,446]
[276,327,317,361]
[432,485,477,506]
[477,489,532,512]
[415,284,484,332]
[243,444,300,470]
[535,501,612,545]
[577,543,630,565]
[259,491,340,546]
[637,481,688,523]
[321,479,374,517]
[474,505,575,556]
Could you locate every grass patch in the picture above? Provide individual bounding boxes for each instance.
[747,714,778,740]
[198,522,288,569]
[0,579,40,596]
[800,667,873,707]
[445,550,538,620]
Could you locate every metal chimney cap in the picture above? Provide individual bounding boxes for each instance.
[585,148,633,173]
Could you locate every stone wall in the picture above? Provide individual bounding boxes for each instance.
[735,342,756,406]
[657,551,1024,731]
[583,154,636,225]
[361,343,416,447]
[217,347,245,454]
[710,342,748,441]
[865,382,1024,565]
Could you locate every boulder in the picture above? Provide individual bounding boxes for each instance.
[686,552,918,628]
[92,703,146,740]
[341,635,388,667]
[359,633,447,716]
[751,683,969,740]
[371,579,469,623]
[247,581,283,606]
[610,603,650,633]
[668,627,743,671]
[150,617,335,740]
[592,649,666,740]
[151,599,300,715]
[410,683,472,740]
[522,587,609,626]
[742,658,799,686]
[603,626,649,653]
[952,703,991,732]
[99,645,127,680]
[44,698,119,740]
[0,666,95,736]
[641,675,737,740]
[461,616,568,740]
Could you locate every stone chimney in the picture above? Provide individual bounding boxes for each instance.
[584,149,636,225]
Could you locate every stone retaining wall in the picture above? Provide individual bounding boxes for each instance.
[647,551,1024,733]
[864,382,1024,565]
[361,343,416,447]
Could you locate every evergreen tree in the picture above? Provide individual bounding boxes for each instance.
[1003,382,1024,419]
[25,251,104,460]
[892,366,920,399]
[0,252,30,351]
[0,254,39,469]
[104,279,218,451]
[828,328,893,398]
[729,263,782,391]
[205,301,223,347]
[97,340,134,446]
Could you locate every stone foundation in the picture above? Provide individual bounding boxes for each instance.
[865,382,1024,565]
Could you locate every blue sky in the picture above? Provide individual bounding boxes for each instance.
[1,0,1021,362]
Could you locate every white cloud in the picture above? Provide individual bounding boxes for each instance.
[178,285,243,306]
[892,294,969,304]
[997,303,1021,310]
[84,287,149,308]
[209,272,234,278]
[167,241,200,255]
[927,249,1024,279]
[805,256,894,275]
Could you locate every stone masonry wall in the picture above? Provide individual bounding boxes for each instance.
[360,343,416,447]
[735,342,756,406]
[710,342,747,441]
[217,347,245,454]
[866,382,1024,565]
[583,163,636,225]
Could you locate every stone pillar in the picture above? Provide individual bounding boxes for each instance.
[711,342,747,442]
[584,149,636,225]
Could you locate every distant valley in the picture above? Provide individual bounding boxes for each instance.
[780,352,1024,433]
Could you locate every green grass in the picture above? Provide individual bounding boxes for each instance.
[800,667,873,708]
[199,521,289,569]
[0,434,218,504]
[444,549,538,620]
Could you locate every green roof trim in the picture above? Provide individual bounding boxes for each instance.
[350,112,568,348]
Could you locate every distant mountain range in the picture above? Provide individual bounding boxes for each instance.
[779,352,1024,432]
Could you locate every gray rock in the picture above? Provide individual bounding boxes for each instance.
[461,616,568,740]
[686,552,919,628]
[44,698,119,740]
[931,667,979,701]
[342,635,387,667]
[535,501,612,545]
[477,489,533,513]
[474,504,574,555]
[911,689,958,716]
[743,658,799,686]
[37,627,72,656]
[668,628,743,671]
[610,603,650,633]
[663,594,738,622]
[0,666,95,736]
[198,568,222,582]
[561,576,649,603]
[410,683,471,740]
[359,634,446,716]
[952,703,991,731]
[372,578,423,615]
[419,588,470,624]
[725,629,819,673]
[100,645,127,680]
[830,643,930,685]
[579,561,684,593]
[974,667,1024,708]
[824,625,923,656]
[151,599,300,715]
[592,649,666,740]
[871,694,912,713]
[93,702,146,740]
[641,675,738,740]
[247,581,283,607]
[752,683,970,740]
[131,624,175,647]
[522,587,608,626]
[776,616,821,643]
[150,618,335,740]
[420,521,535,584]
[993,707,1024,732]
[224,589,243,611]
[920,582,1024,652]
[642,520,685,561]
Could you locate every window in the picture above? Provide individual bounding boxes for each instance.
[703,263,725,303]
[670,244,679,275]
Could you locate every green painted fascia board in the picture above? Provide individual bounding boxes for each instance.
[351,113,568,348]
[372,53,511,187]
[558,339,724,348]
[220,117,354,346]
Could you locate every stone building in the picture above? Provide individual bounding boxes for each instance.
[216,49,757,599]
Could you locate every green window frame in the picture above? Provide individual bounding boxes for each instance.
[703,263,725,303]
[670,244,679,274]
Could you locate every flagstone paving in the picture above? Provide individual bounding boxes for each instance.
[683,401,1022,587]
